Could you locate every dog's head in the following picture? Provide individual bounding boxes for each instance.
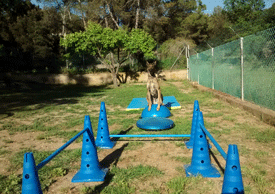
[146,61,158,77]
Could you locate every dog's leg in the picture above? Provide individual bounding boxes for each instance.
[156,89,163,111]
[147,90,152,111]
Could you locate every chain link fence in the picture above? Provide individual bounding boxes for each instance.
[189,27,275,111]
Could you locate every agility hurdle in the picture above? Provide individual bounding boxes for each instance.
[22,116,108,194]
[109,134,190,138]
[184,110,244,194]
[22,100,244,194]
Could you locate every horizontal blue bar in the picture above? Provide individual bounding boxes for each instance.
[37,128,88,170]
[109,134,191,138]
[200,123,227,160]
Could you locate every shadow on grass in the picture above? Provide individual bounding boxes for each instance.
[0,81,109,119]
[209,149,225,174]
[110,126,133,142]
[92,143,129,193]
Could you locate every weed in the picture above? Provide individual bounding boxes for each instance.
[3,139,14,143]
[167,176,190,193]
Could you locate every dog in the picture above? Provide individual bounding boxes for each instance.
[146,61,163,111]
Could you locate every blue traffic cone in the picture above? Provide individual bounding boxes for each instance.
[22,152,43,194]
[185,100,200,149]
[222,144,244,194]
[184,111,220,178]
[72,115,108,183]
[95,102,115,149]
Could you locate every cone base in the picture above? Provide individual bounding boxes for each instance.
[72,167,108,183]
[184,164,220,178]
[184,140,194,149]
[222,184,244,194]
[95,140,116,149]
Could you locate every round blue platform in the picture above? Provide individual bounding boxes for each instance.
[136,117,174,130]
[141,104,171,118]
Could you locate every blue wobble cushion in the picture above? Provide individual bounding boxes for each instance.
[136,117,174,131]
[141,104,171,118]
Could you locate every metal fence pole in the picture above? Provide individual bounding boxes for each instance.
[212,48,214,89]
[186,45,190,80]
[197,53,199,84]
[240,37,244,101]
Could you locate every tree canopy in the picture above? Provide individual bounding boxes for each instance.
[0,0,274,74]
[60,22,156,86]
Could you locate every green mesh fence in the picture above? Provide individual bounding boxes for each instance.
[189,27,275,111]
[243,27,275,111]
[214,39,241,98]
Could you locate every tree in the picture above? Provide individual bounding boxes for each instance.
[60,22,156,87]
[207,6,233,46]
[176,0,208,45]
[223,0,266,36]
[262,3,275,28]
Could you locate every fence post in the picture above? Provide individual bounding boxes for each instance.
[212,48,214,89]
[197,53,199,84]
[240,37,244,101]
[186,45,190,80]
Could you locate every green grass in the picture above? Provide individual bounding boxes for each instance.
[87,165,164,194]
[1,80,274,193]
[204,112,224,118]
[167,176,190,193]
[0,148,82,193]
[124,141,145,151]
[242,164,270,194]
[254,129,275,143]
[171,156,191,163]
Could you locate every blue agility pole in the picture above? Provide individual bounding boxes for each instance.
[109,134,191,138]
[37,128,88,170]
[199,123,227,160]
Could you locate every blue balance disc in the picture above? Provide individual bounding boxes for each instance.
[141,104,171,118]
[136,117,174,131]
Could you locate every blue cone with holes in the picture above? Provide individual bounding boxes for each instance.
[22,152,43,194]
[184,111,220,178]
[95,102,115,149]
[222,144,244,194]
[72,115,108,182]
[185,100,200,149]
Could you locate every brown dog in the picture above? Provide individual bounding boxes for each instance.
[146,61,163,111]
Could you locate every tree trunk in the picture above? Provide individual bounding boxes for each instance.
[61,13,68,68]
[77,0,86,28]
[135,0,140,29]
[105,2,120,29]
[111,71,119,87]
